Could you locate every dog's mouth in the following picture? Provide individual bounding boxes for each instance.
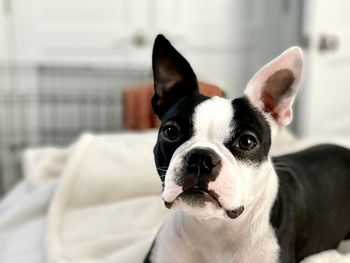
[164,187,245,219]
[180,187,220,207]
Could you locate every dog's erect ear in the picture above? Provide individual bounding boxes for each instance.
[244,47,303,128]
[152,34,198,117]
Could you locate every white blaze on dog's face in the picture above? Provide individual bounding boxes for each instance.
[151,35,303,220]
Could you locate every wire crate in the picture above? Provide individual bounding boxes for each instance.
[0,62,151,194]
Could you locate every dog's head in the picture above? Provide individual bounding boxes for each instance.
[152,35,303,220]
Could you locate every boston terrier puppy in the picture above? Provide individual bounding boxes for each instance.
[144,35,350,263]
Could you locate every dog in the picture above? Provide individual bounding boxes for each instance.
[144,34,350,263]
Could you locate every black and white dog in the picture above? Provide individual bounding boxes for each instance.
[145,35,350,263]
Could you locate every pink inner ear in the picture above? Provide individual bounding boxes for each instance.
[260,69,296,122]
[261,92,281,121]
[261,92,275,113]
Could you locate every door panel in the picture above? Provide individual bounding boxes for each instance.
[301,0,350,136]
[11,0,153,64]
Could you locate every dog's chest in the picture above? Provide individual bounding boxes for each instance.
[151,213,280,263]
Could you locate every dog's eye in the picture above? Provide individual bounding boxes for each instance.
[237,133,257,151]
[162,123,180,142]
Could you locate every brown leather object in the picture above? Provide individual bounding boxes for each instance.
[123,82,223,130]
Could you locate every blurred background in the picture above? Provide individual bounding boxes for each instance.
[0,0,349,195]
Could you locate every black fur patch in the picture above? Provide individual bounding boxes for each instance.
[224,96,271,164]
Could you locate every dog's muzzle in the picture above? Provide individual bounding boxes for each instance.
[164,147,245,219]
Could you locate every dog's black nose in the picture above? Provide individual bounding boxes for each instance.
[185,148,220,173]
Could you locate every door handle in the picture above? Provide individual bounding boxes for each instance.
[132,31,150,48]
[318,34,339,52]
[3,0,12,15]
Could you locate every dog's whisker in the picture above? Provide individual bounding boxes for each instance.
[274,165,288,169]
[157,167,169,172]
[273,161,288,166]
[274,167,295,174]
[273,163,290,169]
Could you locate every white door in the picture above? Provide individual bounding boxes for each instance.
[301,0,350,136]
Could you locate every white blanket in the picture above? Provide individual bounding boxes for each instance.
[0,131,349,263]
